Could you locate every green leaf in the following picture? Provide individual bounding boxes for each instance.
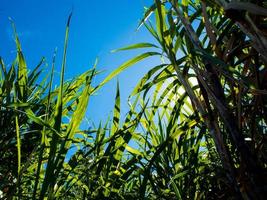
[112,43,159,52]
[10,19,28,100]
[137,3,156,30]
[182,0,189,7]
[98,52,160,88]
[111,81,121,135]
[125,145,143,156]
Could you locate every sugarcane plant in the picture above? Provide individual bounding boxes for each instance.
[0,14,101,199]
[103,0,267,199]
[1,0,267,199]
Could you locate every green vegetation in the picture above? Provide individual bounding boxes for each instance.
[1,0,267,199]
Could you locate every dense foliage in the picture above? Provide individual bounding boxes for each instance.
[1,0,267,199]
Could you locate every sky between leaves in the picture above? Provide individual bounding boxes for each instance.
[0,0,161,126]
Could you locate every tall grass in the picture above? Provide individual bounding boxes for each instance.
[1,0,266,199]
[102,0,267,199]
[0,14,100,199]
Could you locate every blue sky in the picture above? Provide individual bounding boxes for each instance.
[0,0,161,125]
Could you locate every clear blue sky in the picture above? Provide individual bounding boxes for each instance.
[0,0,160,126]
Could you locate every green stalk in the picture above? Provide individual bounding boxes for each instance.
[13,82,21,199]
[13,83,21,176]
